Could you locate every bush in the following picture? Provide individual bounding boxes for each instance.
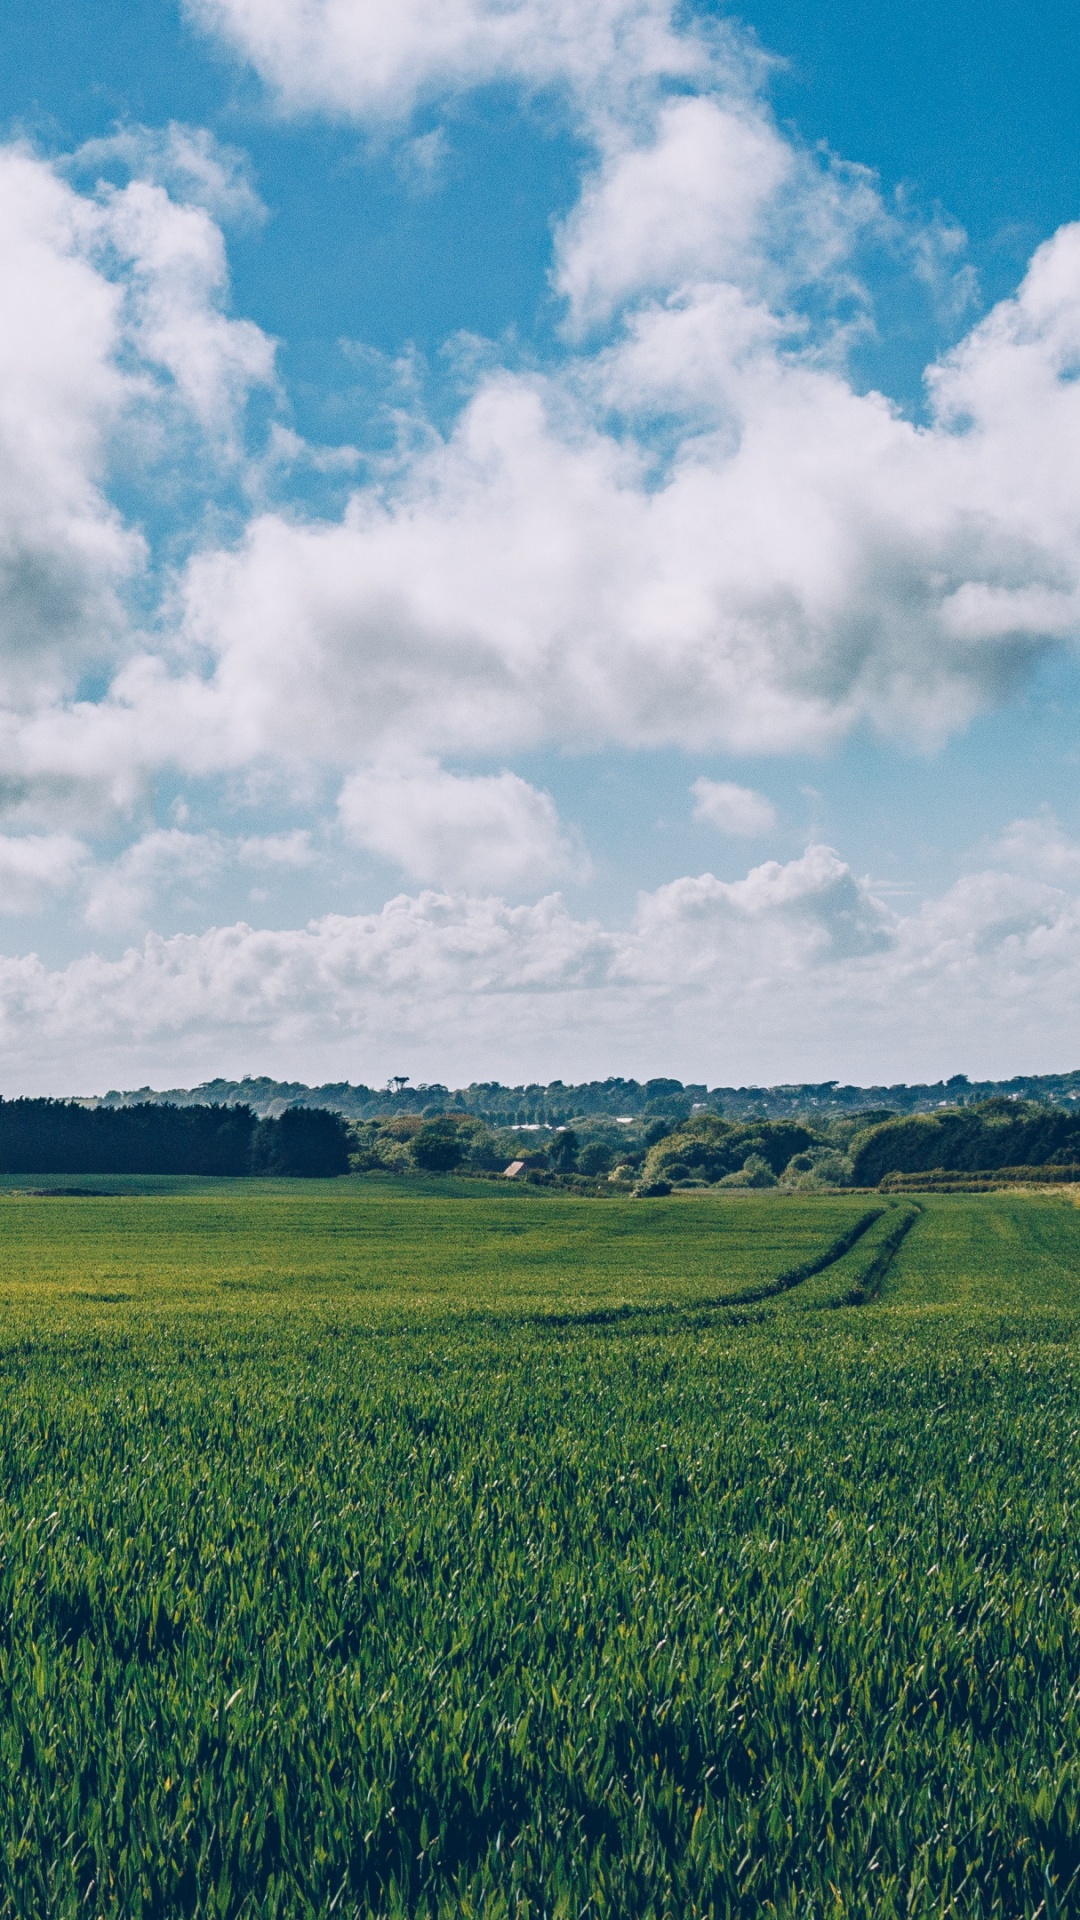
[459,1129,508,1174]
[718,1153,778,1189]
[780,1148,853,1190]
[0,1098,257,1175]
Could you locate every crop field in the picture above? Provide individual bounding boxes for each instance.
[3,1181,1080,1917]
[0,1177,878,1329]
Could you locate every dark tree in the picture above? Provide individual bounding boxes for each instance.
[411,1121,465,1172]
[548,1129,579,1173]
[251,1107,351,1177]
[0,1099,256,1175]
[577,1139,616,1175]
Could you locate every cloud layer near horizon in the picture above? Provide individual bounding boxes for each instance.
[2,820,1079,1092]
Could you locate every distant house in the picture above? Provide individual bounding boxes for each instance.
[503,1160,526,1178]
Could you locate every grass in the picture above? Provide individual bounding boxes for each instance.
[3,1178,1080,1916]
[775,1199,920,1309]
[879,1191,1080,1310]
[0,1177,875,1329]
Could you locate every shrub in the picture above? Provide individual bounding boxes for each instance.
[548,1130,579,1173]
[780,1148,853,1190]
[718,1153,778,1189]
[0,1098,257,1175]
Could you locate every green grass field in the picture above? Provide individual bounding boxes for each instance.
[4,1179,1080,1918]
[0,1178,879,1328]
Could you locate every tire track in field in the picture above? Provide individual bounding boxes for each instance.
[783,1202,922,1312]
[518,1206,888,1330]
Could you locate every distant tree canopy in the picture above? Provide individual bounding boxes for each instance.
[18,1087,1076,1188]
[850,1100,1080,1185]
[642,1116,816,1188]
[0,1100,350,1177]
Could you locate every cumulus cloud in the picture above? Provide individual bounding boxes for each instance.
[0,140,277,834]
[691,778,777,837]
[0,139,274,682]
[339,760,588,891]
[989,812,1080,885]
[5,2,1080,1096]
[554,96,789,330]
[183,0,704,122]
[236,829,317,869]
[100,178,276,442]
[0,833,89,914]
[550,92,881,336]
[10,40,1024,782]
[2,830,1080,1089]
[156,227,1080,772]
[0,149,141,702]
[4,23,1080,810]
[82,825,319,929]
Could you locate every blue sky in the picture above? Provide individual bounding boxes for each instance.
[1,0,1080,1091]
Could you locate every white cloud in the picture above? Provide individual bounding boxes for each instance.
[0,833,89,914]
[84,828,227,929]
[71,123,266,227]
[986,811,1080,886]
[691,778,777,837]
[395,128,451,193]
[0,0,1028,844]
[100,177,276,442]
[0,139,275,691]
[339,759,588,891]
[183,0,704,122]
[237,829,317,868]
[0,149,141,702]
[553,94,796,333]
[4,48,1080,813]
[0,142,277,829]
[82,825,319,929]
[4,829,1080,1089]
[5,10,1080,1108]
[154,232,1080,773]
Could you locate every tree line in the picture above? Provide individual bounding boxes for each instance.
[849,1100,1080,1185]
[91,1068,1080,1126]
[0,1101,351,1177]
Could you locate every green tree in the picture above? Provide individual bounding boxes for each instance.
[577,1139,616,1175]
[411,1121,465,1173]
[548,1129,579,1173]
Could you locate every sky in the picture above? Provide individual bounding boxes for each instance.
[2,0,1080,1092]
